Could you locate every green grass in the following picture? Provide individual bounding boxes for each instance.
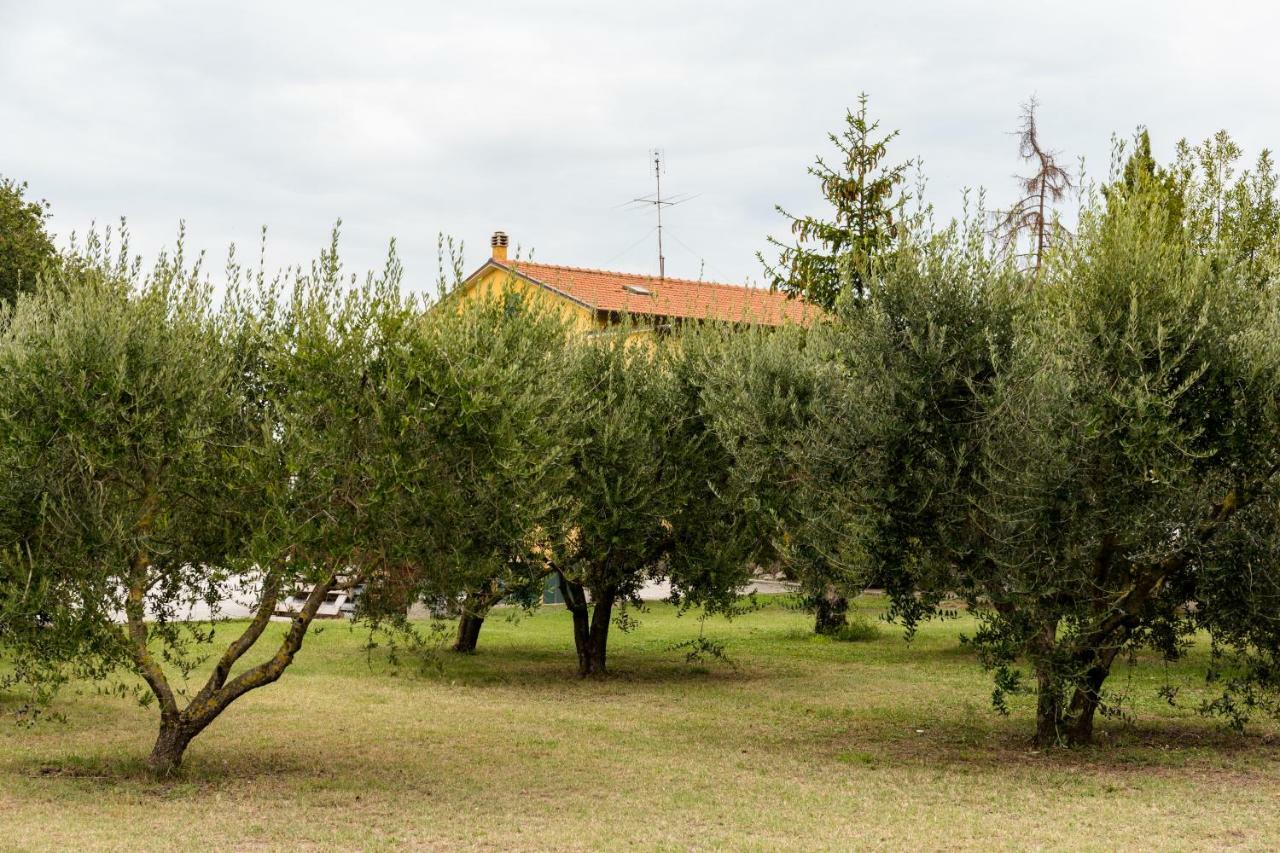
[2,596,1279,851]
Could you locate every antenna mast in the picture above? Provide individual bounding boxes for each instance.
[625,150,697,282]
[630,149,673,282]
[653,150,665,281]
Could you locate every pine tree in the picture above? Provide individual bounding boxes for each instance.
[1105,129,1184,229]
[762,94,911,309]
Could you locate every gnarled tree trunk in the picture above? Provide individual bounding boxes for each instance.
[148,716,196,775]
[1031,619,1130,747]
[813,583,849,635]
[133,571,339,775]
[1062,643,1124,745]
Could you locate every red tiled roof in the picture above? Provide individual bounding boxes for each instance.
[495,260,819,327]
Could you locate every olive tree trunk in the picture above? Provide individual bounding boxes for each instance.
[452,584,511,653]
[1031,618,1127,748]
[135,571,338,775]
[1063,644,1124,745]
[558,573,614,677]
[813,583,849,635]
[453,612,485,653]
[149,717,197,774]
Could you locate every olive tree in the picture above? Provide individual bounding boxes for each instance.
[838,134,1280,745]
[551,327,752,677]
[688,322,869,634]
[0,228,419,773]
[0,233,267,772]
[969,144,1280,744]
[381,290,572,653]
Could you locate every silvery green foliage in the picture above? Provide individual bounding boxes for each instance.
[238,227,417,586]
[0,226,255,715]
[371,288,575,629]
[842,133,1280,744]
[683,321,867,619]
[550,324,754,675]
[0,223,426,770]
[557,334,678,581]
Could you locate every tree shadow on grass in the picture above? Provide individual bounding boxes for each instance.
[811,713,1280,779]
[19,748,325,789]
[420,643,771,689]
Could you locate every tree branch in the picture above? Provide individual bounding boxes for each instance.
[1081,482,1253,647]
[190,568,284,706]
[185,573,338,731]
[123,551,179,720]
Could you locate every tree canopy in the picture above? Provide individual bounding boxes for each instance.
[0,176,57,304]
[386,289,574,653]
[3,116,1280,773]
[833,132,1280,744]
[0,231,267,771]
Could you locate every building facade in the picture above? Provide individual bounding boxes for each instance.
[448,231,819,334]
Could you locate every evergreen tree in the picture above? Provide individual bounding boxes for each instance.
[0,176,57,305]
[762,94,912,309]
[1104,129,1184,232]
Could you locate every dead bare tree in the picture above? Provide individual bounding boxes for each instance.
[996,97,1073,276]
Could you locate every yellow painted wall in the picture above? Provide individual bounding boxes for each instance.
[450,263,599,333]
[446,262,678,352]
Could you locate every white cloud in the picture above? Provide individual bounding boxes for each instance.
[2,0,1277,291]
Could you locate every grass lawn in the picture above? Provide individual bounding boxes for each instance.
[2,595,1278,851]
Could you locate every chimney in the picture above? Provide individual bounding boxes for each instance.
[491,231,509,262]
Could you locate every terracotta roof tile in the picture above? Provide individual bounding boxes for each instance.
[497,260,819,326]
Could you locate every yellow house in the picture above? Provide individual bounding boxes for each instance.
[449,231,819,334]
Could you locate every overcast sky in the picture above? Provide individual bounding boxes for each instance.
[3,1,1278,293]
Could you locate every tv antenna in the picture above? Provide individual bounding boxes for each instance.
[624,149,698,282]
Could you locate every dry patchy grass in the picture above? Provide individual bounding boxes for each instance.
[2,597,1279,851]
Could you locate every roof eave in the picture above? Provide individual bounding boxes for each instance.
[457,259,599,313]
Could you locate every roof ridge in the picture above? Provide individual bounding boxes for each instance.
[507,259,772,293]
